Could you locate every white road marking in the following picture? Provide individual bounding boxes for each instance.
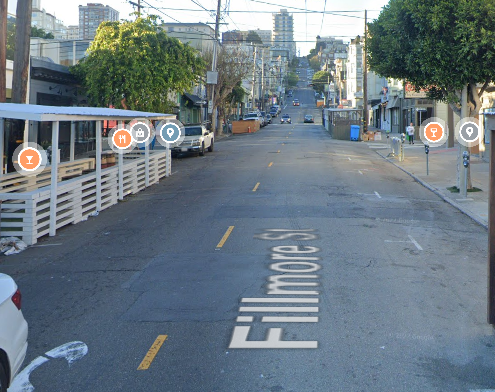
[237,316,254,322]
[348,157,352,161]
[241,298,319,303]
[9,341,88,391]
[45,341,88,366]
[358,170,363,175]
[239,307,319,313]
[262,317,318,322]
[374,191,382,199]
[408,235,423,251]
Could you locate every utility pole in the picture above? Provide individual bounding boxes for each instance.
[0,0,7,102]
[209,0,221,132]
[128,1,143,18]
[261,53,265,112]
[251,45,257,110]
[363,9,368,133]
[12,0,32,104]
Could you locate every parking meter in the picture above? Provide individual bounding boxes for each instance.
[424,144,429,154]
[462,151,470,168]
[401,133,406,144]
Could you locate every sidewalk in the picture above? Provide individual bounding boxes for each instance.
[365,132,489,229]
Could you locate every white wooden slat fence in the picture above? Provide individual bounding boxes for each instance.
[0,150,171,245]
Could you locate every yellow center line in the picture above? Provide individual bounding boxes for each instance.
[277,150,280,153]
[137,335,168,370]
[268,162,273,167]
[252,182,260,192]
[217,226,235,248]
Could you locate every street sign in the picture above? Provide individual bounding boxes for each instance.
[207,71,218,85]
[208,100,213,114]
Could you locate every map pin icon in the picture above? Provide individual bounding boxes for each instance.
[466,127,474,137]
[167,127,174,138]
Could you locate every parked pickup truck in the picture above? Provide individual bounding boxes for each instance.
[172,125,214,156]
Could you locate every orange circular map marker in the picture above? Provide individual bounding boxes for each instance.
[424,122,444,143]
[112,129,133,149]
[18,147,42,172]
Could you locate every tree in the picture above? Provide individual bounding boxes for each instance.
[31,26,54,39]
[309,55,320,72]
[6,17,15,60]
[312,71,332,94]
[12,0,32,104]
[367,0,495,118]
[71,16,205,113]
[367,0,495,190]
[245,31,262,45]
[287,72,299,87]
[203,45,251,133]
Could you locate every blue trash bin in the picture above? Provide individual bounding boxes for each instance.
[350,125,360,141]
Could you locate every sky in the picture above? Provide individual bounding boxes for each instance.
[9,0,391,55]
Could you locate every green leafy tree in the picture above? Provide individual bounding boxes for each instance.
[71,16,205,113]
[309,55,320,72]
[368,0,495,190]
[312,71,332,94]
[245,31,262,45]
[287,72,299,87]
[31,26,54,39]
[367,0,495,118]
[6,18,15,61]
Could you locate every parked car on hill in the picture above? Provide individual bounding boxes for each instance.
[171,125,214,156]
[0,273,28,392]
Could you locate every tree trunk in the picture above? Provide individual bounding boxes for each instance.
[12,0,32,104]
[0,0,7,103]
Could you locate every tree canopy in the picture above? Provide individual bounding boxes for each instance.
[31,26,54,39]
[367,0,495,116]
[203,45,251,132]
[287,72,299,87]
[312,71,332,94]
[71,16,205,113]
[245,31,262,45]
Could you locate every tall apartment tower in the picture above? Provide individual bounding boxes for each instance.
[78,3,119,40]
[272,9,295,60]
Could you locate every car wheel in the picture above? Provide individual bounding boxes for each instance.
[208,140,214,152]
[199,142,205,156]
[0,362,8,392]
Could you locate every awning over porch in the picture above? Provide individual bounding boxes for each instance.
[183,93,206,106]
[0,103,174,122]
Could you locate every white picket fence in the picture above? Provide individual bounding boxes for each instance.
[0,150,171,245]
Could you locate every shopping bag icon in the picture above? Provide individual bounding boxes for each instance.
[136,129,145,138]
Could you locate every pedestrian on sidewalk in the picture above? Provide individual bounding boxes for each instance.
[406,122,415,144]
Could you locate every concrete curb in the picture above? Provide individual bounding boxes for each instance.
[375,150,488,230]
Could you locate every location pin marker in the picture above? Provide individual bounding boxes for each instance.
[466,127,474,137]
[167,128,174,138]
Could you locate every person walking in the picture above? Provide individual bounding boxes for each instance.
[406,122,415,144]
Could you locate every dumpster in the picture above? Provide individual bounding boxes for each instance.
[350,125,360,141]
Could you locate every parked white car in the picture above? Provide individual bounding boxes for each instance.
[0,274,28,392]
[172,125,214,156]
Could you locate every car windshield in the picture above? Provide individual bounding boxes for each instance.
[283,115,290,118]
[184,127,202,136]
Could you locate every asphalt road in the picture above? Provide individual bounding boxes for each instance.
[2,88,494,392]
